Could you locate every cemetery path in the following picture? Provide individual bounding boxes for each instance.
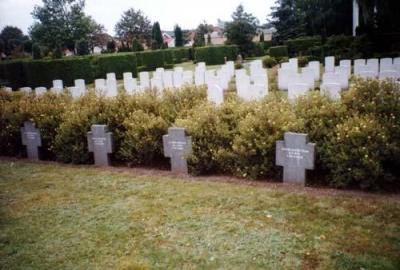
[1,157,398,202]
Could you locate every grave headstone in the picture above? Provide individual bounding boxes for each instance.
[106,78,118,97]
[354,59,366,75]
[324,56,335,73]
[308,61,321,81]
[20,87,32,94]
[87,125,114,166]
[380,58,393,72]
[95,79,107,92]
[74,79,86,94]
[321,83,341,100]
[163,71,174,88]
[162,127,192,174]
[52,80,64,93]
[35,87,47,95]
[106,73,116,81]
[207,84,224,105]
[288,82,309,100]
[173,71,183,88]
[379,70,399,81]
[21,121,42,161]
[276,132,315,185]
[139,72,150,89]
[195,70,205,86]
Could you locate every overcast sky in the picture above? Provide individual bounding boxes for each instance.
[0,0,275,35]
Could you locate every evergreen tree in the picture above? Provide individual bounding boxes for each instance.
[76,39,89,55]
[132,38,144,52]
[207,34,212,45]
[32,43,42,59]
[225,5,258,56]
[151,22,163,49]
[260,32,264,42]
[174,25,183,47]
[107,40,116,53]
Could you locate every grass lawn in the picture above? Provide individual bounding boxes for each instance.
[0,161,399,269]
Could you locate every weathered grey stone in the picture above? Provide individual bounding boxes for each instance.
[163,127,192,174]
[87,125,114,166]
[276,132,315,185]
[21,121,42,161]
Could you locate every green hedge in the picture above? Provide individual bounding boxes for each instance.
[268,46,288,60]
[0,48,191,89]
[194,45,239,65]
[25,57,94,88]
[92,53,137,79]
[284,36,322,56]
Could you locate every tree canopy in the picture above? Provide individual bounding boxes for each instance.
[30,0,101,51]
[0,26,28,56]
[225,5,259,56]
[174,25,183,47]
[115,8,152,48]
[151,22,164,49]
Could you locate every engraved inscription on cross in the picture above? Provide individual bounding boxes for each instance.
[163,127,192,174]
[21,121,42,161]
[87,125,114,166]
[276,132,315,185]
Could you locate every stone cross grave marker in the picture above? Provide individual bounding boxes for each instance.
[21,121,42,161]
[87,125,114,166]
[276,132,315,185]
[163,127,192,174]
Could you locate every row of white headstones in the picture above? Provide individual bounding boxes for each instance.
[278,56,400,100]
[3,56,399,104]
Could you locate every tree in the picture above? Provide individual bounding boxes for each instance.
[207,33,212,45]
[193,22,212,47]
[174,25,183,47]
[260,32,265,42]
[151,22,164,49]
[76,39,89,55]
[107,40,116,53]
[30,0,99,52]
[32,43,42,59]
[225,5,258,56]
[0,26,26,55]
[115,8,152,48]
[132,38,144,52]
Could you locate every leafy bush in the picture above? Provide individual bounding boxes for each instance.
[297,56,309,67]
[194,45,239,65]
[268,46,288,61]
[76,39,90,56]
[232,94,303,179]
[176,98,249,175]
[118,110,168,166]
[262,55,277,68]
[324,114,389,190]
[252,42,265,57]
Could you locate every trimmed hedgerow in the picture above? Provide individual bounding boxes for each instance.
[268,46,288,61]
[194,45,239,65]
[284,36,322,56]
[92,53,138,79]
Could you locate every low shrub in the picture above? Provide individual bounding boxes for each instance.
[297,56,309,67]
[268,46,288,61]
[324,114,389,190]
[262,56,278,68]
[232,94,303,179]
[118,110,168,166]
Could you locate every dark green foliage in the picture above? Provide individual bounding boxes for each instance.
[24,57,93,88]
[138,50,165,70]
[107,40,116,53]
[23,40,33,54]
[260,32,264,42]
[131,39,144,52]
[93,53,137,79]
[0,26,25,56]
[262,56,277,68]
[284,36,322,56]
[207,34,212,45]
[52,46,62,59]
[32,43,42,59]
[225,4,258,57]
[151,22,163,50]
[252,42,265,57]
[268,46,288,60]
[174,25,183,47]
[76,39,89,56]
[194,45,239,65]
